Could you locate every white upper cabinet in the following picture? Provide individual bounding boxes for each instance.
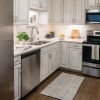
[86,0,100,9]
[41,0,48,9]
[48,0,63,23]
[30,0,48,10]
[30,0,41,9]
[74,0,85,24]
[64,0,85,24]
[14,0,28,24]
[48,0,85,24]
[63,0,74,24]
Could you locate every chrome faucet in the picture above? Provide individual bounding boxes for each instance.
[30,26,39,42]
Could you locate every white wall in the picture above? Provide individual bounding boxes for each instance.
[14,25,51,44]
[51,24,100,39]
[14,24,100,44]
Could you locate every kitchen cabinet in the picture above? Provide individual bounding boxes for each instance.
[40,43,59,81]
[41,0,48,10]
[74,0,85,24]
[51,49,57,72]
[60,42,69,68]
[41,48,58,81]
[30,0,48,10]
[63,0,73,24]
[86,0,100,9]
[14,66,21,100]
[64,0,85,24]
[48,0,85,24]
[30,0,41,9]
[48,0,63,23]
[69,43,82,71]
[41,53,50,81]
[14,56,21,100]
[14,0,28,24]
[56,43,61,68]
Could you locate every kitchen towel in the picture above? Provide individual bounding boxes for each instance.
[92,45,99,60]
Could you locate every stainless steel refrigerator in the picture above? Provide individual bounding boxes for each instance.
[0,0,14,100]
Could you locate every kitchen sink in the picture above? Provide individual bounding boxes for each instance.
[30,41,50,45]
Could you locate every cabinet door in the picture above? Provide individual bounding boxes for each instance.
[41,53,50,81]
[14,0,28,24]
[48,0,63,23]
[74,0,85,24]
[48,0,53,23]
[56,43,61,68]
[63,0,74,24]
[14,0,19,23]
[41,0,48,10]
[30,0,40,9]
[51,49,57,72]
[14,67,21,100]
[86,0,98,9]
[18,0,28,24]
[69,48,82,71]
[61,42,69,68]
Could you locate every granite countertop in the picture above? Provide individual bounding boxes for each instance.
[14,38,86,56]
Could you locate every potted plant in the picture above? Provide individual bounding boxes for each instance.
[16,32,30,45]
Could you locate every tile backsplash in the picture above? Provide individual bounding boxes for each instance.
[14,24,100,44]
[14,25,51,44]
[51,24,100,39]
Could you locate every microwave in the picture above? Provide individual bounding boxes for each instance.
[86,9,100,24]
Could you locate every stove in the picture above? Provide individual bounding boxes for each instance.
[82,31,100,77]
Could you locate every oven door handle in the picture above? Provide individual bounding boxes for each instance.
[83,44,93,47]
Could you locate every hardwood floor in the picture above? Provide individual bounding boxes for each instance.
[22,69,100,100]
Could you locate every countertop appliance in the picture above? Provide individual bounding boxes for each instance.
[82,31,100,77]
[21,50,40,98]
[86,9,100,24]
[0,0,14,100]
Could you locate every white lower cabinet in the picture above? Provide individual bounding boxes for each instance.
[41,52,50,81]
[40,43,59,81]
[51,49,57,72]
[61,42,82,71]
[69,43,82,71]
[61,42,69,68]
[41,48,58,81]
[14,65,21,100]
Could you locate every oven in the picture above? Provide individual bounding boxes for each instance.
[82,31,100,77]
[83,44,100,67]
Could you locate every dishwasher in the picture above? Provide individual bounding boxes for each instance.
[21,50,40,98]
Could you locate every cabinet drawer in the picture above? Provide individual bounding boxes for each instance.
[41,42,59,54]
[69,43,82,48]
[14,56,21,65]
